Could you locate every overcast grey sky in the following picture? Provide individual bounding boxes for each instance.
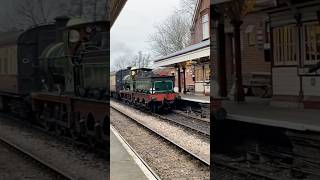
[110,0,181,70]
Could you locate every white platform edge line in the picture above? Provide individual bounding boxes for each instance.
[181,97,210,103]
[110,125,160,180]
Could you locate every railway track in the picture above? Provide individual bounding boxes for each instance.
[212,157,284,180]
[0,113,107,156]
[159,110,210,136]
[110,104,210,166]
[111,99,210,137]
[0,113,108,180]
[110,107,210,179]
[0,136,74,180]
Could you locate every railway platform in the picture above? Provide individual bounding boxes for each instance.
[110,126,156,180]
[222,97,320,132]
[179,93,210,104]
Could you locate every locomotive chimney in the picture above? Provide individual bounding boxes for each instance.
[54,16,70,41]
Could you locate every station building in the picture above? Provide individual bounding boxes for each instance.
[213,0,320,110]
[154,0,210,96]
[215,6,272,98]
[267,0,320,109]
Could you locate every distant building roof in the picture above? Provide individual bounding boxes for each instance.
[0,31,23,46]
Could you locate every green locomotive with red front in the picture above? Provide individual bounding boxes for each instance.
[112,67,179,112]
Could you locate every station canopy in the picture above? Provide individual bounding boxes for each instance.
[110,0,127,27]
[154,39,209,67]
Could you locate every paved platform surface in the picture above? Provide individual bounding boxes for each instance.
[222,97,320,132]
[179,93,210,103]
[110,127,151,180]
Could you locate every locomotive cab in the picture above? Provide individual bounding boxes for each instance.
[152,79,174,94]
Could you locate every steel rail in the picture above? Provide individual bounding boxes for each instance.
[213,158,283,180]
[0,113,107,156]
[0,136,75,180]
[111,99,210,137]
[156,113,210,137]
[172,109,210,123]
[110,104,210,166]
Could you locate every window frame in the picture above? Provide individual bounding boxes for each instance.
[272,25,298,66]
[302,22,320,66]
[201,13,209,40]
[153,80,174,93]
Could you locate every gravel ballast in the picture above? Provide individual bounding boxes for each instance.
[0,140,62,180]
[111,108,210,179]
[111,100,210,163]
[0,116,108,180]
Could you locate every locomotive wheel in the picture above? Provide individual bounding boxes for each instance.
[252,87,266,97]
[92,89,102,100]
[88,127,102,148]
[70,129,79,142]
[69,118,80,141]
[78,87,87,97]
[95,124,102,140]
[88,136,97,149]
[79,120,87,137]
[55,125,64,136]
[151,103,158,113]
[44,119,54,132]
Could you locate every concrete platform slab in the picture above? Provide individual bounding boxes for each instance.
[222,97,320,132]
[179,93,210,104]
[110,126,156,180]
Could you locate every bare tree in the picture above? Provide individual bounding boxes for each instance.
[0,0,68,30]
[134,51,151,68]
[149,13,191,57]
[14,0,67,26]
[0,0,107,31]
[148,0,197,57]
[113,55,135,71]
[67,0,107,20]
[179,0,198,20]
[113,51,152,71]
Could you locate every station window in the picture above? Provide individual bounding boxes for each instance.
[195,65,210,82]
[303,22,320,65]
[272,25,297,66]
[202,13,209,40]
[195,67,203,82]
[245,25,256,46]
[204,64,210,81]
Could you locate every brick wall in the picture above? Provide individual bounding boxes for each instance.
[240,12,271,76]
[191,0,210,45]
